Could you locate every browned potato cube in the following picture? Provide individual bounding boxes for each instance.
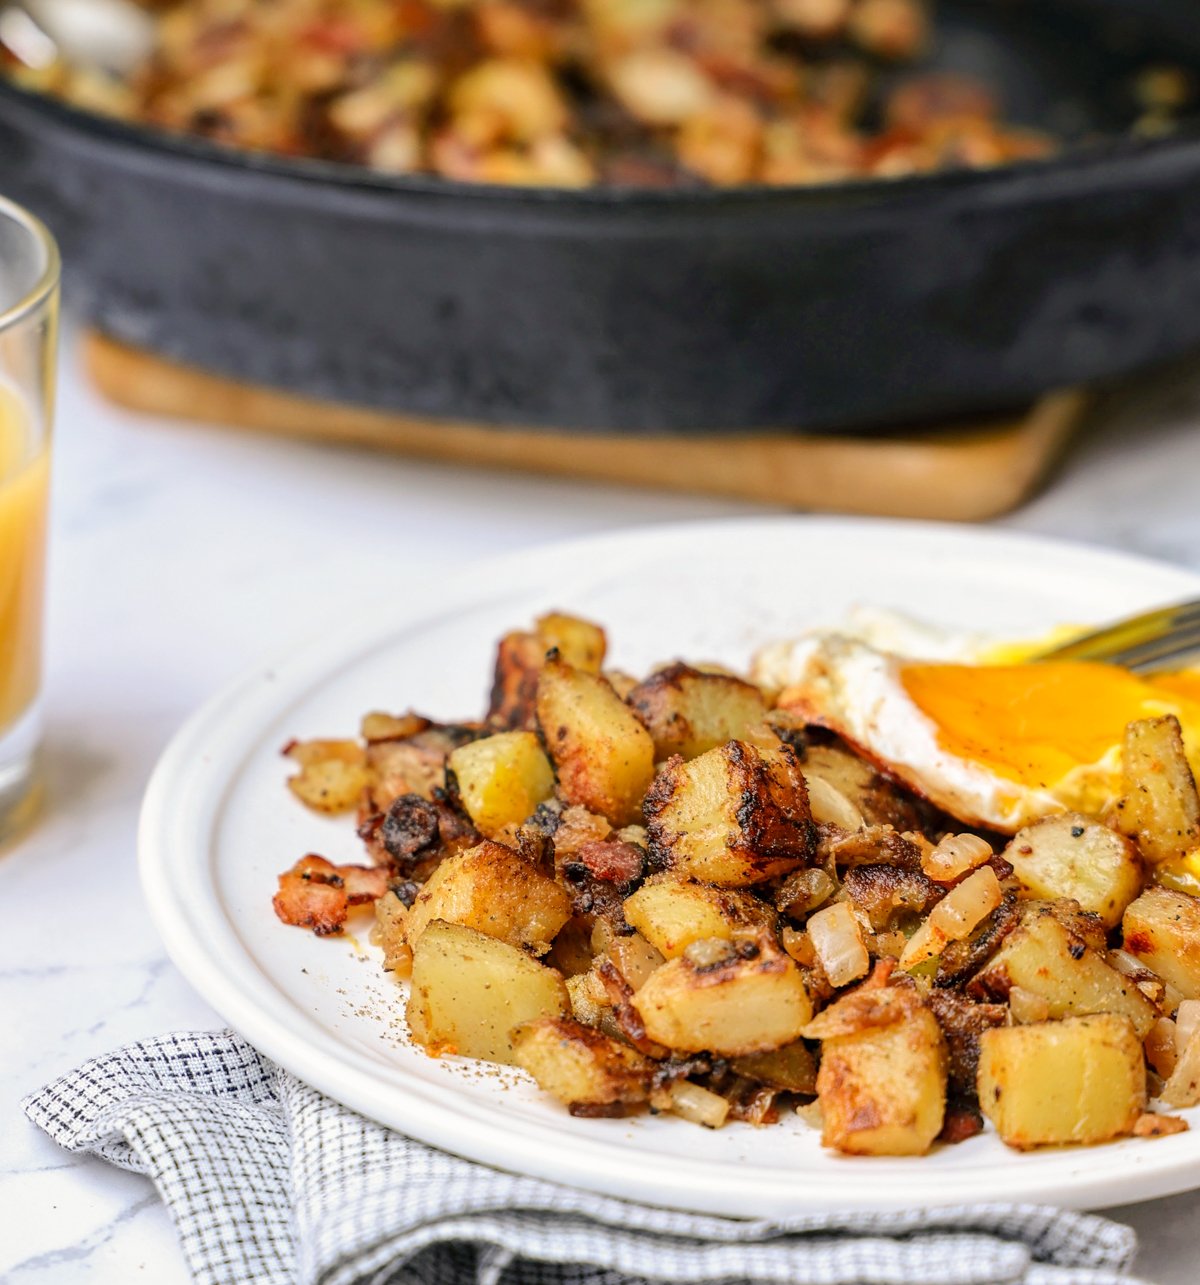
[511,1016,653,1111]
[285,739,371,813]
[977,1016,1145,1148]
[1123,886,1200,1000]
[972,905,1155,1037]
[537,657,655,825]
[627,663,768,760]
[622,875,775,958]
[407,920,569,1063]
[535,613,606,673]
[1114,716,1200,864]
[815,1003,946,1156]
[448,731,555,837]
[631,934,813,1055]
[644,740,814,886]
[1003,814,1143,929]
[404,840,571,955]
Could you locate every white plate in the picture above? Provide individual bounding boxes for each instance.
[140,516,1200,1215]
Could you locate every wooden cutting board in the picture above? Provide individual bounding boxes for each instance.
[85,332,1086,522]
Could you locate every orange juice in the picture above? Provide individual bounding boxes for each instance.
[0,384,48,734]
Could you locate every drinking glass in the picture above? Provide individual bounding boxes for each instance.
[0,195,58,844]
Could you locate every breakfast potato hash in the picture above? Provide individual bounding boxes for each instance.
[272,611,1200,1155]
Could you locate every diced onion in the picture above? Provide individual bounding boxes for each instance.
[900,866,1002,970]
[667,1081,730,1129]
[807,901,870,987]
[1176,1000,1200,1055]
[922,833,993,883]
[1146,1017,1179,1079]
[804,774,865,831]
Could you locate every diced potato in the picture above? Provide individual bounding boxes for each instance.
[511,1015,652,1110]
[631,935,813,1055]
[972,905,1155,1038]
[627,663,768,760]
[644,740,814,886]
[488,630,546,730]
[407,920,569,1063]
[535,612,606,673]
[1114,716,1200,864]
[403,840,571,954]
[978,1016,1145,1148]
[537,658,655,825]
[1004,815,1143,929]
[815,1003,947,1156]
[622,875,774,958]
[1122,886,1200,1000]
[372,890,413,975]
[732,1040,817,1093]
[448,731,555,837]
[285,738,371,813]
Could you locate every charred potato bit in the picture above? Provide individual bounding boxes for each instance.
[627,663,768,761]
[402,839,571,954]
[537,657,656,825]
[512,1016,652,1114]
[1114,715,1200,864]
[971,904,1156,1038]
[644,739,815,886]
[623,875,775,958]
[1122,886,1200,1000]
[632,932,813,1055]
[978,1016,1145,1149]
[809,986,947,1156]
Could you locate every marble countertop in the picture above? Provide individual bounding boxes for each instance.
[5,331,1200,1283]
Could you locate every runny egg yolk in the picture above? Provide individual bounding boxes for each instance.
[899,661,1200,790]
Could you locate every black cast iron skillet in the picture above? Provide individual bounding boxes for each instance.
[2,0,1200,433]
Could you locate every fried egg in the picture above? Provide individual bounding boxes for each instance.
[758,625,1200,833]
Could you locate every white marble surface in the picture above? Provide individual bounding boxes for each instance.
[5,330,1200,1283]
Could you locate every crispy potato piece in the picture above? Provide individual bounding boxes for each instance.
[535,612,606,673]
[285,739,371,813]
[403,840,571,955]
[1122,886,1200,1000]
[371,890,413,975]
[814,994,947,1157]
[978,1016,1145,1148]
[1114,716,1200,864]
[407,920,569,1064]
[537,657,655,825]
[1004,815,1143,929]
[448,731,555,838]
[631,934,813,1055]
[512,1015,652,1112]
[622,875,775,958]
[644,740,814,886]
[627,663,768,760]
[971,905,1156,1038]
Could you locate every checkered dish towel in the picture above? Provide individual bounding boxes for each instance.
[24,1031,1144,1285]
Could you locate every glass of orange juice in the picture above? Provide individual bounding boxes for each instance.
[0,195,58,844]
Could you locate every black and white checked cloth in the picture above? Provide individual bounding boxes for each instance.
[24,1031,1145,1285]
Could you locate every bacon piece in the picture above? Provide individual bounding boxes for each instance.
[574,839,645,887]
[272,854,389,936]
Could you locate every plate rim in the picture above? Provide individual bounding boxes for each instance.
[138,515,1200,1215]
